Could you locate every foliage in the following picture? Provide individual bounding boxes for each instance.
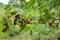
[0,0,60,40]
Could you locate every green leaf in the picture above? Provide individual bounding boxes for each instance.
[20,22,26,32]
[0,25,5,32]
[0,3,5,24]
[35,24,50,35]
[7,18,15,35]
[26,0,35,8]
